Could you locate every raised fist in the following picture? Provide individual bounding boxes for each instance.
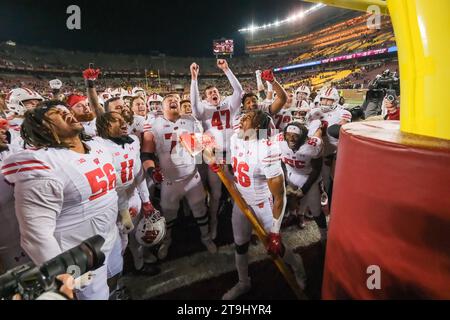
[82,68,101,81]
[217,59,229,71]
[261,69,275,82]
[190,63,199,80]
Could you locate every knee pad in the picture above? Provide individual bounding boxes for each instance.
[235,242,250,255]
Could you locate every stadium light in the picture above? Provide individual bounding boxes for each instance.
[238,3,325,33]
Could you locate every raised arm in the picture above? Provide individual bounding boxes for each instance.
[83,67,105,117]
[190,63,205,119]
[261,70,287,115]
[217,59,243,112]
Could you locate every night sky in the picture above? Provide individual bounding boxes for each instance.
[0,0,313,57]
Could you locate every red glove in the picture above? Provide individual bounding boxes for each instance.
[261,69,275,82]
[129,207,138,218]
[152,167,164,184]
[208,163,220,173]
[142,201,155,218]
[82,68,101,81]
[266,232,285,257]
[0,118,9,130]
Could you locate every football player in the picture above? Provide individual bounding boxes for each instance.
[280,122,327,239]
[190,59,243,239]
[222,109,306,300]
[67,94,97,136]
[1,100,120,300]
[141,94,217,259]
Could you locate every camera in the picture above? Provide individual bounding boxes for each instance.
[362,69,400,117]
[0,235,105,300]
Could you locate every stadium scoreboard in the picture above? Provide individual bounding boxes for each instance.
[213,39,234,57]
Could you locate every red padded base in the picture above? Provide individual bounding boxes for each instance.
[322,121,450,299]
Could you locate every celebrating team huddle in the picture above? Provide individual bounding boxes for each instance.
[0,58,352,300]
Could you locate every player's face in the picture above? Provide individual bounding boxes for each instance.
[163,95,181,119]
[45,106,83,138]
[0,125,8,151]
[108,98,125,113]
[243,96,258,112]
[108,112,128,137]
[205,87,220,106]
[384,98,395,112]
[238,111,257,140]
[180,101,192,115]
[22,99,41,110]
[320,98,334,107]
[297,92,308,101]
[131,97,146,117]
[121,105,133,124]
[285,132,301,150]
[71,100,95,122]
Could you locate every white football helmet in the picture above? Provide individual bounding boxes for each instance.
[49,79,63,90]
[295,85,311,100]
[135,210,166,248]
[146,93,163,112]
[293,100,312,124]
[318,87,340,113]
[132,87,146,98]
[5,88,44,117]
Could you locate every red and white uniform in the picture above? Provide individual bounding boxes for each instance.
[0,145,30,271]
[280,134,323,216]
[232,102,277,138]
[95,135,149,212]
[320,107,351,155]
[1,139,119,299]
[145,115,202,183]
[190,69,243,153]
[273,107,295,131]
[128,115,146,137]
[230,134,283,245]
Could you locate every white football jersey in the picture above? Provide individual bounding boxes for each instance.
[82,120,97,136]
[146,115,202,182]
[232,102,277,137]
[0,147,29,269]
[197,98,240,152]
[230,134,283,206]
[273,107,295,131]
[128,115,145,137]
[94,135,143,204]
[1,139,119,264]
[320,107,351,155]
[279,134,323,187]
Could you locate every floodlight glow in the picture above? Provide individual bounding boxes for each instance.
[238,3,325,33]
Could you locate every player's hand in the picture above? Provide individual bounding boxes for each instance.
[217,59,229,72]
[190,63,199,80]
[152,167,164,184]
[286,185,297,196]
[120,209,134,233]
[266,232,285,257]
[129,207,138,218]
[82,68,101,81]
[142,201,156,218]
[261,69,275,82]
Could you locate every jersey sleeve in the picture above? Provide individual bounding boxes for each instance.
[307,119,322,137]
[305,136,323,159]
[1,149,59,184]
